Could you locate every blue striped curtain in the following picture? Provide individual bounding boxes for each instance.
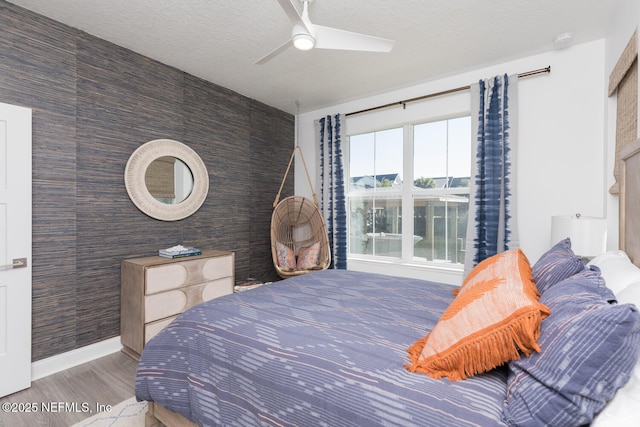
[464,74,519,275]
[316,114,347,269]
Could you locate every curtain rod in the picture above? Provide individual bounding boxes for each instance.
[345,65,551,117]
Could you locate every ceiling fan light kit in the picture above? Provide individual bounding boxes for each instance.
[256,0,394,64]
[293,33,315,50]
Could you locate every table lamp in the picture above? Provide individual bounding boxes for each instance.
[551,214,607,261]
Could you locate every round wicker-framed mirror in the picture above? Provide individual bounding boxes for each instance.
[125,139,209,221]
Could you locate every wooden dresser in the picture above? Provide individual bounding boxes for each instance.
[120,249,234,360]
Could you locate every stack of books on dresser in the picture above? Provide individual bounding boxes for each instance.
[159,245,202,259]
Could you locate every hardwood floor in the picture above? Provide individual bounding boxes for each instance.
[0,351,139,427]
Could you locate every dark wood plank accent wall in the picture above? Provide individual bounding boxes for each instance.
[0,1,294,361]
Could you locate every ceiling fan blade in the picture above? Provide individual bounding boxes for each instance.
[255,38,293,65]
[276,0,306,29]
[312,24,394,52]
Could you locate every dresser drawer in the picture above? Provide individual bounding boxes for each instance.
[202,276,234,300]
[144,276,233,323]
[145,264,188,294]
[145,253,234,295]
[145,289,187,323]
[202,255,234,281]
[145,316,177,344]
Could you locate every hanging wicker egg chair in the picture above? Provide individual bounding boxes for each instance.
[271,147,331,279]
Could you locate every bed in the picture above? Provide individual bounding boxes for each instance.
[135,139,640,427]
[137,270,514,426]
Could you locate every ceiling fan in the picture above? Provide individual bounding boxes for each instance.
[256,0,394,65]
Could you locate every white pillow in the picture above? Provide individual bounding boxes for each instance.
[617,283,640,307]
[587,250,640,295]
[591,352,640,427]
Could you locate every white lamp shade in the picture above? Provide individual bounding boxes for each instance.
[551,215,607,257]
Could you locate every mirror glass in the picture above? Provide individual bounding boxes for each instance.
[144,156,194,204]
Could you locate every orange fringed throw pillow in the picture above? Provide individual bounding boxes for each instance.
[406,248,550,381]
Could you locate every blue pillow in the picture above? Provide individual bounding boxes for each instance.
[503,267,640,427]
[532,238,585,294]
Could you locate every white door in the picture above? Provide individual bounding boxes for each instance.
[0,102,32,397]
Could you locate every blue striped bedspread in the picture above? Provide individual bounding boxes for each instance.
[135,269,509,426]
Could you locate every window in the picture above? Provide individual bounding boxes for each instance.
[347,116,471,267]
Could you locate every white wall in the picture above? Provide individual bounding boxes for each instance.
[296,40,609,283]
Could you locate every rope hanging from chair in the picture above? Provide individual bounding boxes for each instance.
[273,145,318,208]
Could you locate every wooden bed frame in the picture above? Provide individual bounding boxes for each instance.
[144,137,640,427]
[145,401,197,427]
[620,138,640,268]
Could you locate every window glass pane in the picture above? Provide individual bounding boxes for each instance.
[349,133,374,190]
[414,121,447,187]
[447,116,471,187]
[350,128,403,191]
[412,117,470,264]
[349,196,402,258]
[413,194,469,263]
[414,117,471,188]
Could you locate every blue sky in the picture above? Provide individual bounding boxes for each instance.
[349,116,471,182]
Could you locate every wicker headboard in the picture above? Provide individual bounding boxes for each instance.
[620,138,640,267]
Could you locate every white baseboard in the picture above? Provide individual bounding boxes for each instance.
[31,336,122,381]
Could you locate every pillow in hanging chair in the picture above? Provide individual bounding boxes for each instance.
[276,241,296,270]
[297,242,320,269]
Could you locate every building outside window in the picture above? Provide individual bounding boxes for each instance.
[347,116,471,268]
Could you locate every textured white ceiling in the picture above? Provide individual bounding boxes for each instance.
[6,0,618,114]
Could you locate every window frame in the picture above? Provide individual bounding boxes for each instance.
[345,114,471,272]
